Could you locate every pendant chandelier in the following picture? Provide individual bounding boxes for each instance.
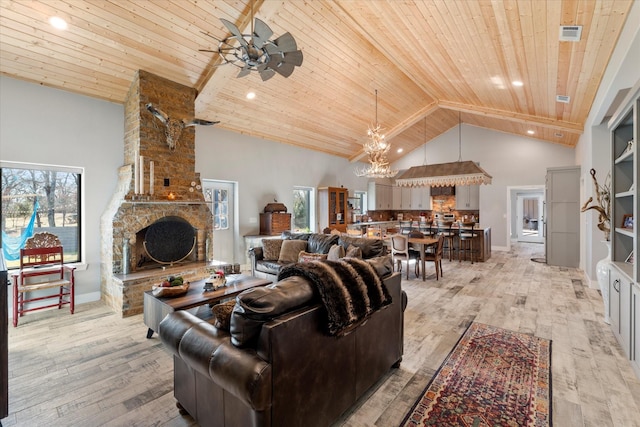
[395,112,492,187]
[355,89,398,178]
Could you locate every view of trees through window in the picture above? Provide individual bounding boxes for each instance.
[1,164,81,268]
[293,187,312,232]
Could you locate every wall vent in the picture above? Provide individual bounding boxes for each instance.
[556,95,570,104]
[559,25,582,41]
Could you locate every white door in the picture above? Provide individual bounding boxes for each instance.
[203,180,236,264]
[517,194,544,243]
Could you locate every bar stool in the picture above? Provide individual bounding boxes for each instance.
[458,221,477,263]
[399,220,413,235]
[436,220,456,261]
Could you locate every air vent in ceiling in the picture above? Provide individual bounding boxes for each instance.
[559,25,582,41]
[556,95,571,104]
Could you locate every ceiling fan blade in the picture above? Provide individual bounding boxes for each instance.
[282,50,303,66]
[252,18,273,48]
[237,66,252,78]
[273,32,298,52]
[220,18,248,48]
[259,68,276,81]
[272,62,296,78]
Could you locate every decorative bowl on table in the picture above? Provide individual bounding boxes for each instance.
[151,275,190,297]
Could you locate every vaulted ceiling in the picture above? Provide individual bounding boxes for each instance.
[0,0,634,165]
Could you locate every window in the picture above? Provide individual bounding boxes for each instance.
[293,187,315,232]
[205,188,229,230]
[1,162,82,269]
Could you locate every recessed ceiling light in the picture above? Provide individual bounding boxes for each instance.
[512,81,524,87]
[397,148,403,153]
[49,16,68,30]
[246,92,256,100]
[527,130,535,135]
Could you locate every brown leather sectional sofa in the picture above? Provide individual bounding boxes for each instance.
[158,260,405,427]
[249,231,386,280]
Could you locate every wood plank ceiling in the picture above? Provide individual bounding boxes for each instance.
[0,0,634,165]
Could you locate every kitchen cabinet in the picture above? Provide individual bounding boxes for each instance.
[610,266,632,357]
[319,187,348,232]
[367,182,393,210]
[455,185,479,209]
[410,187,431,210]
[399,187,411,209]
[393,186,403,210]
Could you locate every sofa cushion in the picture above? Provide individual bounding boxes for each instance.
[327,244,345,261]
[230,276,315,347]
[211,300,236,331]
[298,251,328,263]
[365,255,394,278]
[278,240,308,263]
[345,244,363,258]
[307,233,339,254]
[338,235,384,259]
[262,239,284,261]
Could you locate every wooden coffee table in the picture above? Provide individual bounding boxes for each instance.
[143,274,271,338]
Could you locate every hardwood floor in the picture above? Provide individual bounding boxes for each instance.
[2,242,639,427]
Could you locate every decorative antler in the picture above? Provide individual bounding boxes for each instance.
[145,103,219,150]
[581,168,611,240]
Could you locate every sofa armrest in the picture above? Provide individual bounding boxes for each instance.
[248,246,264,277]
[159,310,272,411]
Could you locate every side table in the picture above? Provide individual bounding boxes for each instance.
[143,274,271,338]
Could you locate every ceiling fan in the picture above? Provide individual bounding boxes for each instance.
[201,4,303,81]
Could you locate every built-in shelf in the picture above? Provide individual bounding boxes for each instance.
[614,149,634,164]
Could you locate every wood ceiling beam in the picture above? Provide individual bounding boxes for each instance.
[349,101,440,162]
[438,100,584,134]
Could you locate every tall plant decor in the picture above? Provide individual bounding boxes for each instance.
[581,168,611,241]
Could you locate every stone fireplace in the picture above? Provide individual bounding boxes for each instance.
[100,70,214,317]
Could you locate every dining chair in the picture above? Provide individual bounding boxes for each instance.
[458,221,478,263]
[390,234,420,279]
[417,235,445,280]
[436,220,456,261]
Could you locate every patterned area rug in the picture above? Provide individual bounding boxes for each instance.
[401,322,552,427]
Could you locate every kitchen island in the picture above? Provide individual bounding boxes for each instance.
[347,221,491,262]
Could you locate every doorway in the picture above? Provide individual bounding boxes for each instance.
[516,193,544,243]
[202,180,237,264]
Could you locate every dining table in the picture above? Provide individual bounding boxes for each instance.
[407,236,439,281]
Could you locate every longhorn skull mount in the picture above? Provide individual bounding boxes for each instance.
[145,103,219,150]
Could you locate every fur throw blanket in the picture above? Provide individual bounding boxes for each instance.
[277,258,392,336]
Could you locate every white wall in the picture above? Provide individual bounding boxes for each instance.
[0,76,124,304]
[392,125,576,249]
[194,126,372,263]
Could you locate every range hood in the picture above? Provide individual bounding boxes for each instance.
[395,160,492,187]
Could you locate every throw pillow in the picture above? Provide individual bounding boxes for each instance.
[345,244,363,259]
[278,240,308,263]
[211,300,236,331]
[262,239,283,261]
[327,244,345,261]
[298,251,328,263]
